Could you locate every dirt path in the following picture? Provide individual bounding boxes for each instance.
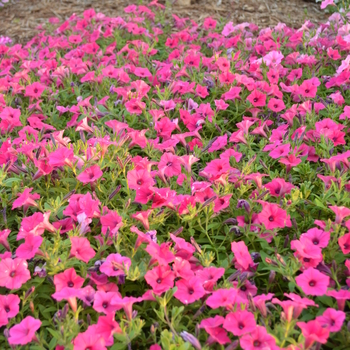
[0,0,328,44]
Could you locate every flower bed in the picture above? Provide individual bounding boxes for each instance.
[0,0,350,349]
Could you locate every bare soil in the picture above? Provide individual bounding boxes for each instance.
[0,0,328,44]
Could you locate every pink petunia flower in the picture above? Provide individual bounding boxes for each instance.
[0,258,31,290]
[257,201,291,230]
[16,234,43,259]
[12,188,40,210]
[316,308,345,332]
[100,253,131,277]
[77,165,103,184]
[70,236,96,263]
[267,98,285,112]
[73,328,107,350]
[295,268,329,296]
[54,268,85,292]
[297,320,329,349]
[144,265,175,294]
[223,310,256,336]
[199,316,230,345]
[206,288,238,309]
[0,294,20,319]
[239,325,276,350]
[8,316,41,345]
[231,241,254,271]
[174,277,206,304]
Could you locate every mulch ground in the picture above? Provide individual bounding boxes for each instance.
[0,0,328,44]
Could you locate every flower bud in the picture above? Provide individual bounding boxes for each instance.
[30,301,35,314]
[108,185,121,201]
[251,252,260,261]
[180,332,201,350]
[268,270,276,284]
[190,237,202,254]
[237,199,250,213]
[229,226,242,236]
[170,227,183,237]
[25,286,35,300]
[265,258,278,266]
[276,254,286,266]
[224,218,238,225]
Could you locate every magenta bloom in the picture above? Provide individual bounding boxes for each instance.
[247,89,266,107]
[316,308,345,332]
[264,178,294,197]
[0,229,11,251]
[297,320,329,349]
[100,210,123,235]
[127,168,154,190]
[199,316,230,345]
[206,288,238,309]
[239,326,276,350]
[25,82,46,99]
[145,241,175,266]
[0,258,31,290]
[54,268,85,292]
[223,310,257,336]
[144,265,175,294]
[0,294,20,319]
[12,188,40,210]
[295,268,329,296]
[100,253,131,277]
[267,98,285,112]
[8,316,41,345]
[231,241,254,271]
[93,291,121,315]
[77,165,103,184]
[174,277,205,304]
[158,152,182,178]
[73,329,107,350]
[16,234,43,259]
[0,309,8,327]
[48,147,74,168]
[257,201,291,230]
[70,236,96,263]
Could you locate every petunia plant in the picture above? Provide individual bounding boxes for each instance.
[1,0,350,349]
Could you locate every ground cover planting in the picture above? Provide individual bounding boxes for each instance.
[1,0,350,348]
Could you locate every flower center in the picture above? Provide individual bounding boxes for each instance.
[268,216,274,222]
[309,280,316,287]
[102,302,108,308]
[5,307,10,313]
[253,340,261,347]
[157,278,162,284]
[137,179,143,185]
[238,323,244,329]
[9,271,15,278]
[68,281,74,287]
[313,240,319,245]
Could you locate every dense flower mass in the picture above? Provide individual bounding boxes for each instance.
[0,0,350,348]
